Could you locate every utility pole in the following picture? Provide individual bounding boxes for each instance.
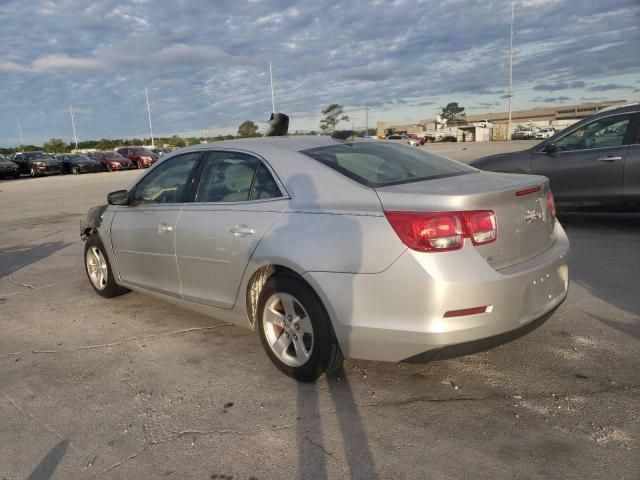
[145,87,155,147]
[203,128,208,143]
[507,1,515,141]
[364,106,369,134]
[70,104,79,150]
[17,115,23,147]
[269,61,276,114]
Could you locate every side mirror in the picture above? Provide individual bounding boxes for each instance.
[107,189,129,206]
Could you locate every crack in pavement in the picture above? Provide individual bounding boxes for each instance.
[361,383,638,409]
[94,424,294,477]
[0,323,234,358]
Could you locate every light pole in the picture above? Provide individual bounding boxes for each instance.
[269,61,276,114]
[145,87,155,147]
[507,1,515,141]
[70,104,79,150]
[17,115,23,147]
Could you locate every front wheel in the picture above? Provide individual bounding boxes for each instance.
[84,236,130,298]
[30,167,37,177]
[72,166,79,175]
[257,274,343,382]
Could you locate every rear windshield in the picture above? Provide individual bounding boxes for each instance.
[301,142,474,188]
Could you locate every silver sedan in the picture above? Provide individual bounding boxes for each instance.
[81,137,570,381]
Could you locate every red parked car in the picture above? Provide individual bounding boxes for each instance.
[116,147,159,168]
[87,151,135,171]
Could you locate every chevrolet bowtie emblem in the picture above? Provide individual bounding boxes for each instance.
[524,210,543,223]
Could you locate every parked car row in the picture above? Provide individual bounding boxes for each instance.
[512,126,557,140]
[0,146,172,180]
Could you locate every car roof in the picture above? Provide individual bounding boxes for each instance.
[176,135,367,155]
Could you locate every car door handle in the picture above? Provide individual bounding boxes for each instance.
[597,155,623,162]
[157,223,174,233]
[230,225,255,236]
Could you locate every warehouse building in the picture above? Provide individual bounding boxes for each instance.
[377,100,627,141]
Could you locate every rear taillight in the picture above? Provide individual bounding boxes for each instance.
[385,210,497,252]
[546,189,556,220]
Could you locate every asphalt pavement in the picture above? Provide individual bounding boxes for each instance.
[0,142,638,479]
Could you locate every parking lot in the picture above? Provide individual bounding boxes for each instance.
[0,141,638,479]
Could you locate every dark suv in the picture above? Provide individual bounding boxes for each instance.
[11,151,63,177]
[116,147,159,168]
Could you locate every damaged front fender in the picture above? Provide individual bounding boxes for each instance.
[80,204,108,241]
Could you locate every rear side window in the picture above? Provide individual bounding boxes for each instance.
[195,151,282,203]
[301,142,473,188]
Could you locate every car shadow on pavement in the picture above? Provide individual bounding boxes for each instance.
[584,312,640,340]
[26,439,69,480]
[296,370,377,480]
[0,241,72,279]
[559,211,640,318]
[284,172,376,479]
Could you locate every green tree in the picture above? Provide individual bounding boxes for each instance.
[237,120,260,138]
[168,135,186,148]
[42,138,68,153]
[440,102,467,126]
[320,104,349,134]
[95,138,116,150]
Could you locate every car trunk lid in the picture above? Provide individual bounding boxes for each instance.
[376,171,556,269]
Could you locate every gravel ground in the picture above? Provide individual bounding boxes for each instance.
[0,142,638,479]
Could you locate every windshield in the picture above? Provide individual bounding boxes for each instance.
[301,142,474,188]
[26,152,49,159]
[133,148,153,155]
[105,153,124,160]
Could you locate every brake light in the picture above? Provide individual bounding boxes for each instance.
[385,210,497,252]
[515,185,542,196]
[546,189,556,220]
[463,210,497,245]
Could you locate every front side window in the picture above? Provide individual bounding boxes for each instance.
[195,152,280,203]
[553,115,631,151]
[133,152,201,204]
[302,142,473,188]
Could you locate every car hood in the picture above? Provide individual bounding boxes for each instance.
[469,150,532,174]
[0,160,17,167]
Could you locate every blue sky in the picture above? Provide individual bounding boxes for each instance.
[0,0,638,145]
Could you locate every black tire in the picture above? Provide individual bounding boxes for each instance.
[13,171,20,179]
[83,235,130,298]
[72,166,79,175]
[257,273,343,382]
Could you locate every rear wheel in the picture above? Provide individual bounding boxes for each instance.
[257,274,343,381]
[84,236,130,298]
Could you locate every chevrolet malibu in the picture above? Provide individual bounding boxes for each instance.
[81,137,569,381]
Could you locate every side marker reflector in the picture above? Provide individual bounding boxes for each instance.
[443,305,492,318]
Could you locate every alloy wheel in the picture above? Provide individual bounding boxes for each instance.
[262,293,314,367]
[86,246,108,290]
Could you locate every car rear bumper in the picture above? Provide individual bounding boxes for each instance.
[304,222,570,362]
